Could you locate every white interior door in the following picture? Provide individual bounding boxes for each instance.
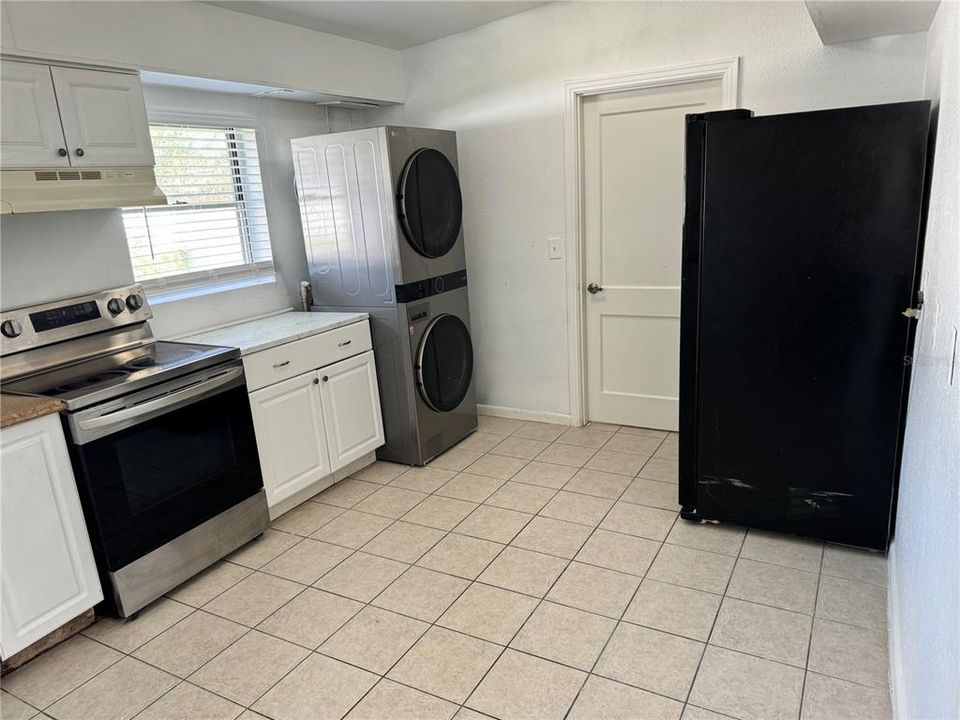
[583,80,723,430]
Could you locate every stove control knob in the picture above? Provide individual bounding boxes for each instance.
[107,298,125,316]
[126,293,144,311]
[1,319,23,338]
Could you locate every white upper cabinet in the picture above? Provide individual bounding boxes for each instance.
[51,66,154,167]
[1,413,103,658]
[0,60,71,168]
[249,370,332,509]
[319,352,385,470]
[0,59,153,169]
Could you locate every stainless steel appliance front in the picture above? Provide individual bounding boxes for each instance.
[291,126,467,307]
[293,126,478,465]
[315,285,477,465]
[0,287,269,616]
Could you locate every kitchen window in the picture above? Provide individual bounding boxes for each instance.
[122,123,274,293]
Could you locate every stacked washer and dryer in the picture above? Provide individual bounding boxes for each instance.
[291,127,477,465]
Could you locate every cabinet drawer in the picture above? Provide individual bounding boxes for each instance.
[244,321,372,391]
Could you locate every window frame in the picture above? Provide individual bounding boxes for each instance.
[123,109,276,295]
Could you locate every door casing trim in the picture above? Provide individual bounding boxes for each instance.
[563,57,741,427]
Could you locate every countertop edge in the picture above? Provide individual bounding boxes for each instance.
[180,313,370,356]
[1,394,65,429]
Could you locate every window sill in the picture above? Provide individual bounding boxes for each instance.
[146,273,277,305]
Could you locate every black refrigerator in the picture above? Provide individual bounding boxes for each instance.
[679,101,930,551]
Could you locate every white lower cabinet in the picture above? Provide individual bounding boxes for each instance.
[1,413,102,659]
[248,349,384,513]
[319,352,385,470]
[249,371,332,509]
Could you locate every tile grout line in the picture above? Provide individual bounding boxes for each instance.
[121,503,403,716]
[17,426,889,720]
[242,445,570,717]
[79,611,274,715]
[180,546,883,717]
[798,540,828,720]
[225,482,469,715]
[18,429,656,718]
[5,640,127,712]
[437,441,610,716]
[129,676,192,719]
[678,510,748,717]
[332,470,559,720]
[452,436,624,715]
[199,514,407,715]
[560,436,682,719]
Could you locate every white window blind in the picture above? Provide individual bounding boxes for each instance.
[122,123,274,291]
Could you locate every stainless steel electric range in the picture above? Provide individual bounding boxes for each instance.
[0,285,268,617]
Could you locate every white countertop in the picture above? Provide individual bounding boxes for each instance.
[180,311,369,356]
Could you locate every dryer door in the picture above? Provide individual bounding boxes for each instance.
[416,314,473,412]
[398,148,463,258]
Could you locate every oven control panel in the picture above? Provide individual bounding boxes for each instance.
[0,285,152,356]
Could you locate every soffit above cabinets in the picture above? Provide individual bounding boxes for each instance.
[139,70,394,108]
[806,1,940,44]
[202,0,549,50]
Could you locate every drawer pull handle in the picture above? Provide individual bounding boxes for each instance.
[272,360,291,369]
[338,340,352,347]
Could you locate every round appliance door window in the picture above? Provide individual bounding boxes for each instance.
[417,314,473,412]
[398,148,463,258]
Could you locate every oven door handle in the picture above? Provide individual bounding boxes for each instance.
[76,366,244,433]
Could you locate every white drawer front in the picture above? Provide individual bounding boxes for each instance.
[244,321,372,391]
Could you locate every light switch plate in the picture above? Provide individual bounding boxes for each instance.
[547,236,563,260]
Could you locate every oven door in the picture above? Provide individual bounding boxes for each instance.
[67,362,264,572]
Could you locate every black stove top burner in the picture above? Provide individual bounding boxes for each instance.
[125,356,157,370]
[54,369,130,393]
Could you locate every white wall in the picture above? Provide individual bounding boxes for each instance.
[372,1,928,418]
[1,1,404,102]
[889,4,960,719]
[0,88,362,337]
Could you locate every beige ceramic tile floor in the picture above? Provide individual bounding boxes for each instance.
[1,417,892,720]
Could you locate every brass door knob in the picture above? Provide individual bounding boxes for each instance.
[586,282,604,294]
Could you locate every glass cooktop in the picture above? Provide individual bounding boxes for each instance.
[3,340,239,411]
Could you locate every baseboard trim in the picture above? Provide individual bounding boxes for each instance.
[887,540,909,720]
[477,404,572,426]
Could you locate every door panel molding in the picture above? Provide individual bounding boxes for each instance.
[564,57,740,426]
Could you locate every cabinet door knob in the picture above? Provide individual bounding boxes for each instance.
[58,147,68,157]
[313,378,319,385]
[321,375,329,382]
[75,148,85,157]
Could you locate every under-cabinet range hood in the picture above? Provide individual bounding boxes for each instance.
[0,167,167,214]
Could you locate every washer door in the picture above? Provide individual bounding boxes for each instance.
[398,148,463,258]
[416,314,473,412]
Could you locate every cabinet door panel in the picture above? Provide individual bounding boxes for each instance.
[249,371,330,509]
[1,414,102,658]
[0,60,70,168]
[51,67,154,167]
[319,351,385,470]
